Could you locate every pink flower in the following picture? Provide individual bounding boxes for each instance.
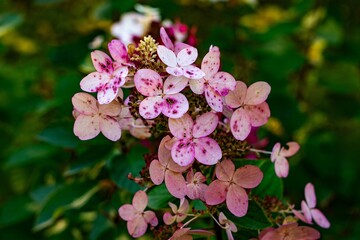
[219,212,237,240]
[186,169,208,201]
[72,92,122,141]
[169,112,222,166]
[149,135,188,198]
[157,28,204,79]
[293,183,330,229]
[134,69,189,119]
[204,159,263,217]
[163,198,189,225]
[189,46,236,112]
[259,222,320,240]
[169,228,214,240]
[270,142,300,178]
[118,106,152,139]
[118,190,158,238]
[224,81,271,140]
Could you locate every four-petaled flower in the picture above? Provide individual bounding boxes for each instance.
[189,46,236,112]
[163,198,189,225]
[72,92,122,141]
[224,81,271,140]
[259,222,320,240]
[205,159,263,217]
[118,190,158,238]
[186,169,208,201]
[169,112,222,166]
[219,212,238,240]
[270,142,300,178]
[293,183,330,229]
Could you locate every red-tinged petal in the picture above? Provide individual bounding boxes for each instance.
[163,75,188,94]
[72,92,98,115]
[157,45,177,67]
[174,42,192,55]
[189,78,205,94]
[244,81,271,105]
[134,69,163,97]
[163,212,176,225]
[311,208,330,228]
[160,27,174,51]
[98,100,121,116]
[210,71,236,96]
[91,50,113,73]
[127,217,147,238]
[233,165,263,189]
[177,47,198,66]
[132,190,148,212]
[246,102,271,127]
[193,112,219,138]
[112,66,128,87]
[143,210,158,226]
[205,86,223,112]
[108,39,129,63]
[99,117,121,141]
[80,72,109,93]
[281,142,300,158]
[165,171,187,198]
[274,156,289,178]
[118,204,137,221]
[139,96,163,119]
[215,159,235,182]
[193,137,222,165]
[162,93,189,119]
[74,115,100,140]
[182,65,205,79]
[149,160,165,185]
[171,139,195,166]
[305,183,317,209]
[224,81,247,108]
[301,200,313,224]
[201,46,220,78]
[169,113,194,139]
[227,184,248,217]
[230,108,252,141]
[271,143,281,162]
[205,179,228,205]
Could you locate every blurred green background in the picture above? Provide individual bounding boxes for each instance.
[0,0,359,239]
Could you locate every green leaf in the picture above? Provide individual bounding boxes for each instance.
[0,12,23,37]
[252,161,283,198]
[35,0,67,5]
[0,196,33,226]
[147,184,175,210]
[317,19,343,45]
[192,199,207,211]
[37,125,80,148]
[89,215,114,240]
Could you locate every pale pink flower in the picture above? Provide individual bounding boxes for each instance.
[204,159,263,217]
[189,46,236,112]
[149,135,188,198]
[259,222,320,240]
[270,142,300,178]
[163,198,189,225]
[118,190,158,238]
[224,81,271,140]
[186,169,208,201]
[134,69,189,119]
[219,212,237,240]
[118,106,152,139]
[293,183,330,229]
[72,92,122,141]
[169,112,222,166]
[169,228,214,240]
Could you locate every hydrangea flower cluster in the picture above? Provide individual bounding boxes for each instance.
[72,26,330,239]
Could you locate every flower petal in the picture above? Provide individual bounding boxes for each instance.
[274,156,289,178]
[233,165,263,189]
[139,96,163,119]
[163,212,176,225]
[305,182,317,209]
[224,81,247,108]
[72,92,97,115]
[171,139,195,166]
[157,45,177,67]
[162,93,189,119]
[166,66,184,77]
[271,143,281,163]
[281,142,300,158]
[205,86,223,112]
[193,112,219,138]
[174,42,192,55]
[292,225,321,239]
[91,50,113,73]
[127,217,147,238]
[205,179,228,205]
[99,117,121,141]
[182,65,205,79]
[169,113,193,139]
[158,135,172,166]
[226,184,248,217]
[165,171,187,198]
[134,69,163,97]
[189,78,205,94]
[143,210,158,227]
[118,204,136,221]
[108,39,129,64]
[210,71,236,96]
[244,81,271,105]
[163,75,188,94]
[301,200,313,224]
[215,159,235,182]
[201,46,220,78]
[246,102,270,127]
[194,137,222,165]
[177,47,198,67]
[311,208,330,228]
[149,160,165,185]
[132,190,148,212]
[97,85,119,105]
[74,115,100,140]
[98,100,121,116]
[230,108,252,141]
[160,27,174,50]
[80,72,109,93]
[112,66,128,87]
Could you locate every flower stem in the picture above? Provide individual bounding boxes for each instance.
[249,148,273,155]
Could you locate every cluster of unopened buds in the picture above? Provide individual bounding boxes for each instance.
[72,27,330,239]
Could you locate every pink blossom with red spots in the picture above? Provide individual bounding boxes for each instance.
[163,198,189,225]
[270,142,300,178]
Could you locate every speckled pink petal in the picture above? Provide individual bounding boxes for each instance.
[157,45,177,68]
[143,210,158,226]
[99,117,121,141]
[108,39,129,64]
[215,159,235,182]
[230,108,252,141]
[167,157,189,173]
[189,78,205,94]
[162,93,189,119]
[98,100,121,116]
[127,216,147,238]
[182,65,205,79]
[274,156,289,178]
[174,42,192,55]
[205,86,223,112]
[281,142,300,158]
[194,137,222,165]
[311,209,330,228]
[305,183,317,209]
[163,212,176,225]
[165,171,187,198]
[201,46,220,78]
[171,139,195,166]
[224,81,247,108]
[169,113,194,139]
[97,85,119,105]
[74,115,100,140]
[246,102,270,127]
[301,200,313,224]
[112,66,128,87]
[210,72,236,96]
[160,27,174,51]
[205,179,228,205]
[139,96,163,119]
[177,47,198,67]
[134,69,163,97]
[244,81,271,105]
[132,190,148,212]
[80,72,109,93]
[163,75,188,95]
[118,204,136,221]
[91,50,113,73]
[271,143,281,162]
[149,160,165,185]
[72,92,98,115]
[193,112,219,138]
[233,165,263,189]
[227,184,248,217]
[166,66,184,77]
